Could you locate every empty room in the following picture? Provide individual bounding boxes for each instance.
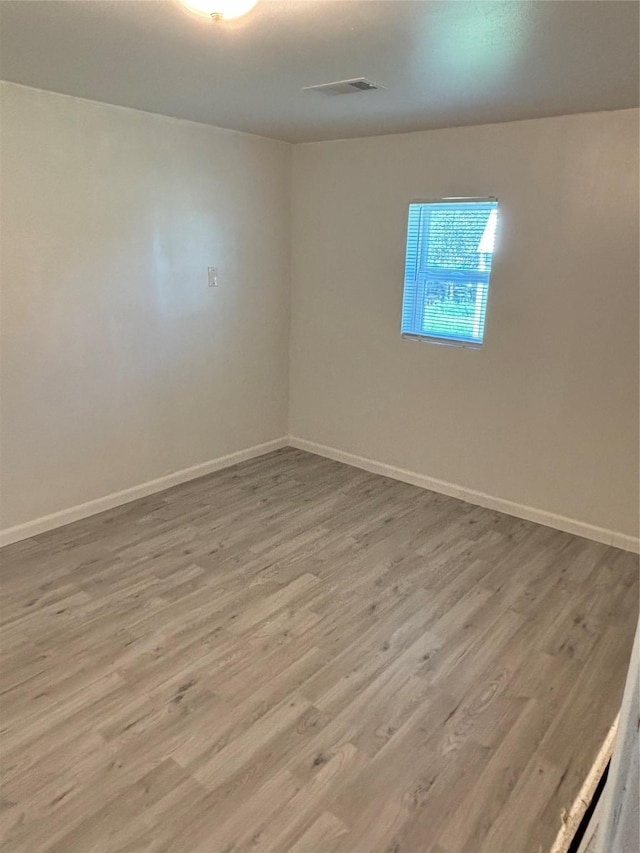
[0,1,638,851]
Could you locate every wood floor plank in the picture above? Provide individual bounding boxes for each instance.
[1,448,637,853]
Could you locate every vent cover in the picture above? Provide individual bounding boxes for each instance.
[302,77,384,96]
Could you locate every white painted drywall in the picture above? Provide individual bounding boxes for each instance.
[0,82,291,530]
[290,110,639,538]
[2,87,638,543]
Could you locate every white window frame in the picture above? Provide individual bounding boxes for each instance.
[401,196,498,350]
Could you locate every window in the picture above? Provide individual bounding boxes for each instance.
[401,198,498,347]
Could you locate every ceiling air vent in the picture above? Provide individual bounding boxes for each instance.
[302,77,384,96]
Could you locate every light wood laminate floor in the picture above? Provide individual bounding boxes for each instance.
[1,448,638,853]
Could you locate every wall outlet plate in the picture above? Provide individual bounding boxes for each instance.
[208,267,218,287]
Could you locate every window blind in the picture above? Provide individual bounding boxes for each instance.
[401,198,498,346]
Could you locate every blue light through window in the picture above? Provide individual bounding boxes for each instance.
[401,199,498,346]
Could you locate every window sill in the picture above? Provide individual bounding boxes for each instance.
[401,333,483,350]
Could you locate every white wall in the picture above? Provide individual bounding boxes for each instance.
[0,82,291,531]
[290,110,639,540]
[2,87,637,545]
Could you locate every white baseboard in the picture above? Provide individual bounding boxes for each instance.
[0,437,288,548]
[288,436,640,554]
[3,434,638,554]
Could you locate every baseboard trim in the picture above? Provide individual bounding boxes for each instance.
[0,437,288,548]
[288,436,640,554]
[3,435,638,553]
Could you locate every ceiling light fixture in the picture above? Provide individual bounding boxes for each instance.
[177,0,259,21]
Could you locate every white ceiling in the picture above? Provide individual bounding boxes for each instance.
[1,0,638,143]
